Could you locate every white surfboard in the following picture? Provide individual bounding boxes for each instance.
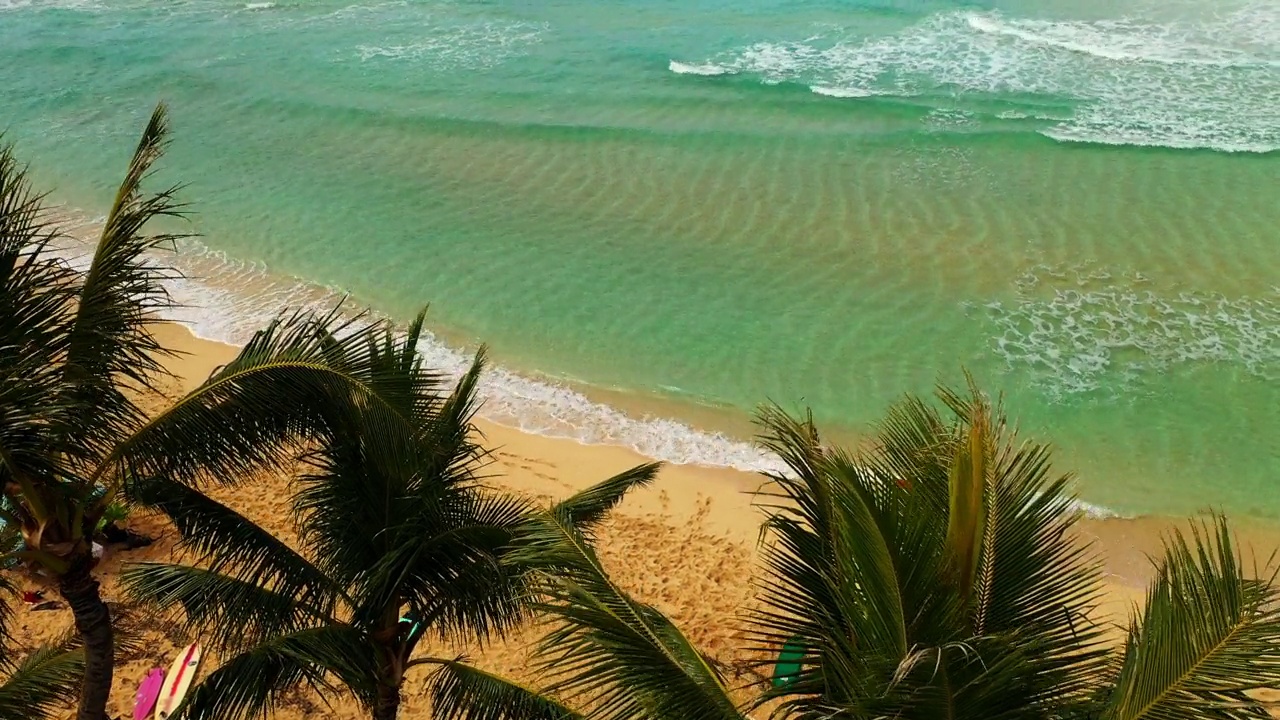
[155,642,201,720]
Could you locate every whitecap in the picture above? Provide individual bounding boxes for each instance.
[668,60,730,76]
[810,84,873,98]
[673,3,1280,154]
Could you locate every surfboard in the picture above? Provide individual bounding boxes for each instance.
[155,642,201,720]
[771,637,806,689]
[133,667,165,720]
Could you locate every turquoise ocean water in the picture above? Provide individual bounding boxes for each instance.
[2,0,1278,517]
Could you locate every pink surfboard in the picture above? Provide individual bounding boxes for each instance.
[133,667,165,720]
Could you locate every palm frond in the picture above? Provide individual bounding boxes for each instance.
[749,404,956,712]
[55,103,186,463]
[130,475,341,612]
[935,383,1109,713]
[0,140,76,506]
[103,305,414,495]
[171,625,377,720]
[513,510,744,720]
[945,398,988,606]
[358,306,447,429]
[295,349,489,618]
[121,563,332,655]
[384,491,538,646]
[0,639,84,720]
[1101,516,1280,720]
[750,387,1109,720]
[551,463,661,533]
[0,573,13,665]
[424,658,584,720]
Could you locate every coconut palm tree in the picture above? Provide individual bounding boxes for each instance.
[0,107,437,720]
[431,382,1280,720]
[123,314,659,720]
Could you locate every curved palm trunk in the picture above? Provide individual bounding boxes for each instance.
[372,682,401,720]
[58,552,113,720]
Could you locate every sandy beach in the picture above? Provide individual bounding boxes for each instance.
[6,320,1278,719]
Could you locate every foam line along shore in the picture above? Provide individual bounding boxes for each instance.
[4,0,1276,520]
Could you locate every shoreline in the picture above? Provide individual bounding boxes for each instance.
[154,319,1280,589]
[49,211,1265,524]
[3,319,1277,718]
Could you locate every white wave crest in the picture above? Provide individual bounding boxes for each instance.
[962,12,1270,68]
[0,0,101,11]
[809,85,874,98]
[668,60,730,76]
[44,213,785,475]
[673,3,1280,153]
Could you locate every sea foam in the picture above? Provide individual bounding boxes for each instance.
[353,19,546,69]
[45,215,785,476]
[668,60,730,76]
[809,85,873,98]
[44,213,1127,518]
[982,264,1280,400]
[670,3,1280,153]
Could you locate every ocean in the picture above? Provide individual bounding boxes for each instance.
[2,0,1277,518]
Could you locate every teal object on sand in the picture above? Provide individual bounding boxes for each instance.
[399,616,420,637]
[772,637,806,689]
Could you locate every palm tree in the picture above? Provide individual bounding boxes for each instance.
[433,381,1280,720]
[0,107,439,720]
[123,314,660,720]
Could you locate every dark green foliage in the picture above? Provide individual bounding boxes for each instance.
[0,106,450,720]
[125,320,659,720]
[0,632,85,720]
[447,382,1280,720]
[1100,517,1280,720]
[426,660,585,720]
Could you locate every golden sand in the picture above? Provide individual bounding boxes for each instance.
[6,322,1279,718]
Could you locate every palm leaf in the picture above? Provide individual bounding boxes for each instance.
[0,574,13,663]
[1101,516,1280,720]
[103,306,417,496]
[551,463,661,533]
[0,140,76,517]
[749,405,955,715]
[296,350,489,625]
[170,625,378,720]
[514,510,744,720]
[130,475,341,612]
[424,658,585,720]
[945,401,988,606]
[122,563,333,655]
[55,103,185,465]
[387,491,539,647]
[0,639,84,720]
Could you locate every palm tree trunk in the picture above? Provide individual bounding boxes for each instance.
[372,682,401,720]
[58,551,113,720]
